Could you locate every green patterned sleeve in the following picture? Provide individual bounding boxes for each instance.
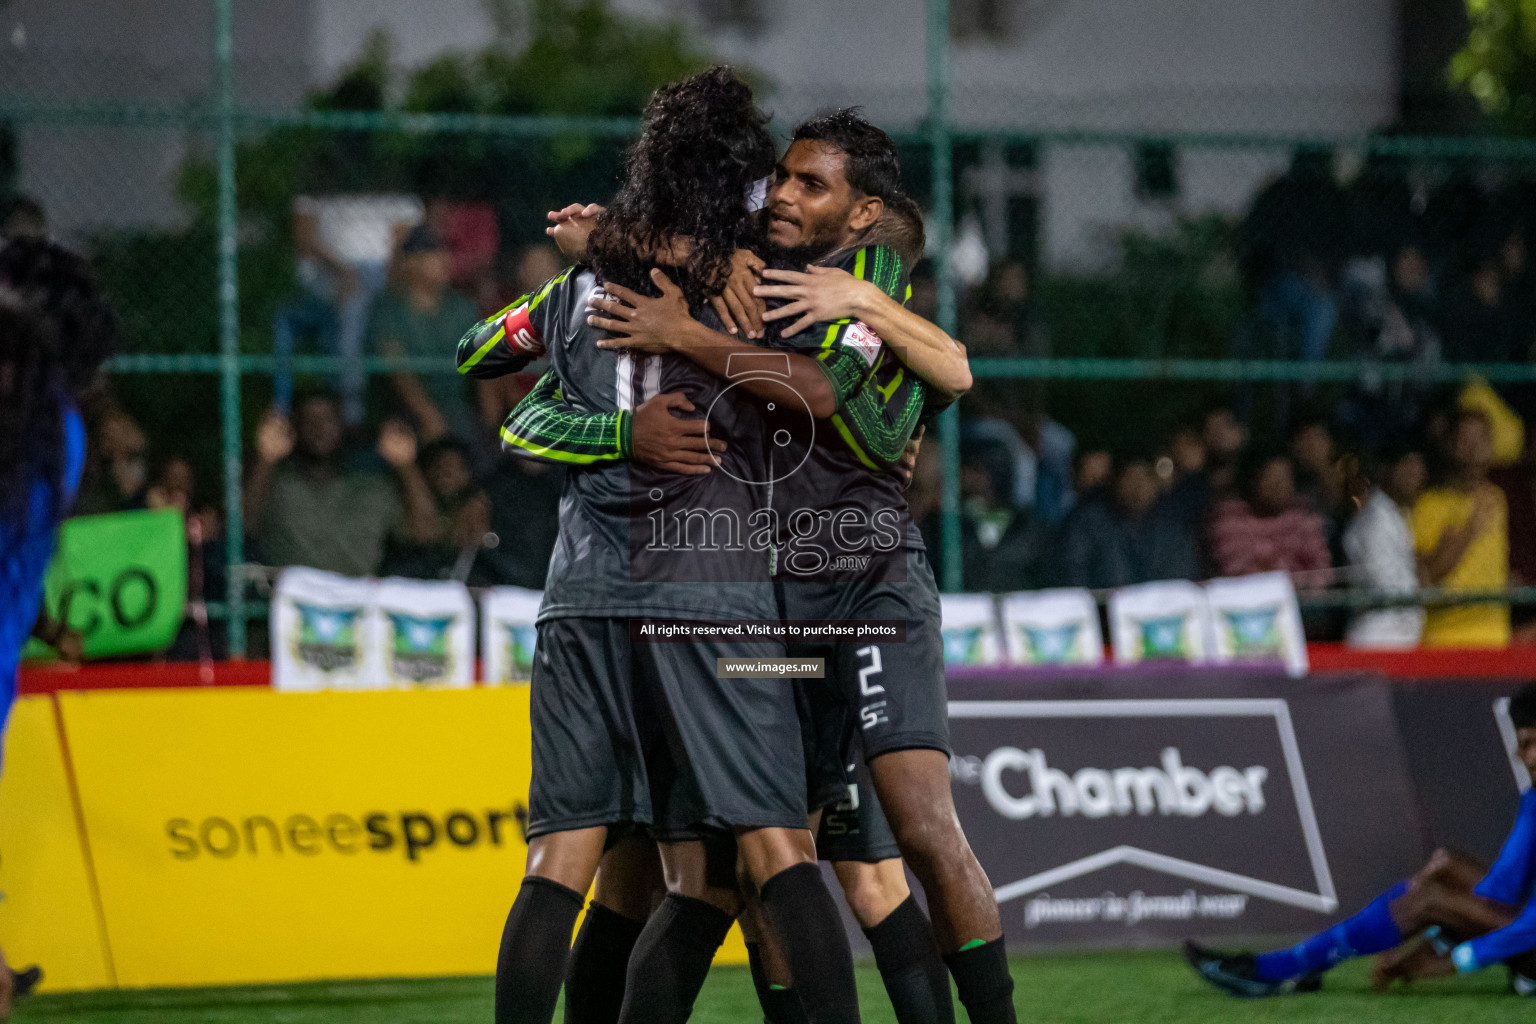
[790,244,922,468]
[815,349,925,469]
[499,369,631,464]
[456,267,575,379]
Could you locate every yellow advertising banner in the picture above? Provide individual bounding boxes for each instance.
[0,696,113,991]
[60,686,536,988]
[58,685,747,989]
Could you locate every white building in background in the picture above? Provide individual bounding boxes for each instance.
[2,0,1399,269]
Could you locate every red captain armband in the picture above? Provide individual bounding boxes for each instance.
[502,303,545,356]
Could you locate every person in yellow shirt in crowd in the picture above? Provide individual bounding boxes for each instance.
[1412,407,1510,648]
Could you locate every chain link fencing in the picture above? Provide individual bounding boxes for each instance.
[5,3,1536,654]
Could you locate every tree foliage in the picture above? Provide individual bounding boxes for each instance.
[1450,0,1536,133]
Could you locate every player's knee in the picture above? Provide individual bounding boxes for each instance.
[835,860,910,927]
[890,812,961,871]
[1417,847,1476,888]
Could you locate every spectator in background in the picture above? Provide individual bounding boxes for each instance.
[1380,243,1442,360]
[1237,150,1348,365]
[1289,416,1349,540]
[475,450,565,590]
[960,396,1039,513]
[382,437,492,581]
[276,192,422,422]
[366,225,482,449]
[75,407,149,515]
[1201,403,1247,499]
[144,454,231,662]
[1413,407,1511,648]
[1161,420,1211,529]
[422,196,499,293]
[1,196,46,240]
[1500,222,1536,362]
[952,443,1045,592]
[1209,449,1331,580]
[1441,249,1516,364]
[963,260,1047,357]
[513,242,565,299]
[1060,451,1200,589]
[1073,448,1114,506]
[244,391,435,578]
[1336,242,1445,452]
[1343,445,1427,649]
[145,455,196,515]
[1492,437,1536,642]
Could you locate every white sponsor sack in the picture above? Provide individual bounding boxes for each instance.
[369,577,476,689]
[480,587,543,685]
[939,593,1005,667]
[1108,580,1213,666]
[1205,572,1309,677]
[1000,589,1103,667]
[270,567,378,692]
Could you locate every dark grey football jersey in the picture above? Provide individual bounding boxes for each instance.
[531,268,778,622]
[760,243,928,583]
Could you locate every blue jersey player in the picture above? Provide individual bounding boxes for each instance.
[1188,681,1536,997]
[0,238,115,1016]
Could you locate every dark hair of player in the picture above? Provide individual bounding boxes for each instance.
[790,108,902,201]
[587,66,773,311]
[0,298,69,528]
[0,240,116,528]
[0,238,117,392]
[1510,683,1536,730]
[871,192,926,267]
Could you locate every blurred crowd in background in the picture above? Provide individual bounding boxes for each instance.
[19,137,1536,658]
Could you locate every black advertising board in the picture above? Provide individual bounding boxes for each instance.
[1389,679,1530,865]
[943,668,1428,948]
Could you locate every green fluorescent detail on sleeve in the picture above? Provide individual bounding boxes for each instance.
[458,318,511,373]
[830,413,880,470]
[499,368,628,464]
[499,426,615,464]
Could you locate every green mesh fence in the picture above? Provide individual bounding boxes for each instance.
[6,0,1536,654]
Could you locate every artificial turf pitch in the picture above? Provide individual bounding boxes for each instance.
[16,951,1525,1024]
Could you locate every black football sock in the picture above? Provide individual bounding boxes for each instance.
[616,893,735,1024]
[864,896,955,1024]
[495,877,586,1024]
[943,938,1016,1024]
[747,941,809,1024]
[758,863,862,1024]
[564,902,648,1024]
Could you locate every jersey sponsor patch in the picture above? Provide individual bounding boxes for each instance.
[843,320,882,367]
[502,303,544,355]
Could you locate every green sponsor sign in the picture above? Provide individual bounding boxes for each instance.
[23,508,187,661]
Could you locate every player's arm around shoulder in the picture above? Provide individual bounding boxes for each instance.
[499,368,630,465]
[756,243,971,402]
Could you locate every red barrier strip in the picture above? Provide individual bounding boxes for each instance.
[18,661,272,694]
[1306,643,1536,679]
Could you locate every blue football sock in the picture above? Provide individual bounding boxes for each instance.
[1252,881,1408,982]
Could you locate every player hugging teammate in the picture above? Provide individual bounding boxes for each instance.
[458,67,1017,1024]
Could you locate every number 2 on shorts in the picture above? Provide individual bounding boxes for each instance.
[856,645,889,730]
